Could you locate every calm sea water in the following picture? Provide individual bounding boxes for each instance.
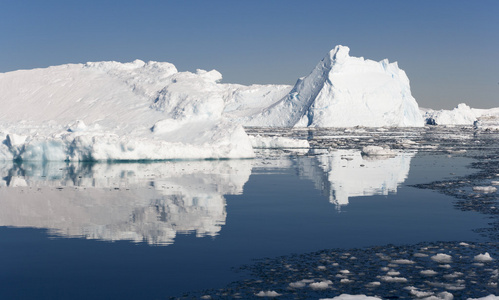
[0,151,489,299]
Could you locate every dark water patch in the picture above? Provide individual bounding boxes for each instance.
[412,151,499,241]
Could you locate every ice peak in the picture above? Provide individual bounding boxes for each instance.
[328,45,350,62]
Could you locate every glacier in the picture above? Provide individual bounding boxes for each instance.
[0,45,437,161]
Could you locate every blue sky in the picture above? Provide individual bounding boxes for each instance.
[1,0,497,109]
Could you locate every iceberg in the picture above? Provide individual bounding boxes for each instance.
[241,45,424,127]
[0,61,254,161]
[423,103,499,126]
[0,45,428,161]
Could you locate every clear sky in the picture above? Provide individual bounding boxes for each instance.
[1,0,497,109]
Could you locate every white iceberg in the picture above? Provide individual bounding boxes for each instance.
[0,60,254,161]
[242,45,424,127]
[423,103,499,126]
[0,45,433,162]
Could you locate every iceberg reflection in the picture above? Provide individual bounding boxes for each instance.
[297,149,415,209]
[0,150,415,245]
[0,160,252,245]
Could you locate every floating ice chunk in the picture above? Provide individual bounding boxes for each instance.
[309,280,333,290]
[491,181,499,186]
[398,139,417,145]
[421,269,438,276]
[379,276,407,282]
[473,186,497,193]
[365,281,381,288]
[340,278,353,283]
[405,286,434,297]
[431,253,452,263]
[387,270,400,276]
[249,135,310,149]
[427,281,465,290]
[467,296,499,300]
[339,269,350,274]
[391,259,415,264]
[459,242,470,246]
[474,252,494,262]
[361,146,395,157]
[414,253,429,257]
[320,295,382,300]
[423,291,454,300]
[317,265,327,270]
[255,290,282,297]
[289,280,307,288]
[474,115,499,131]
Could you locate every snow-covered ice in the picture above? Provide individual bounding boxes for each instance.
[473,186,497,193]
[467,296,499,300]
[249,135,310,149]
[255,290,282,297]
[0,45,431,161]
[475,253,494,262]
[309,280,333,290]
[423,103,499,126]
[0,61,255,161]
[431,253,453,263]
[321,295,382,300]
[242,45,424,127]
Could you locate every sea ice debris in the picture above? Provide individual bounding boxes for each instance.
[361,146,395,156]
[474,252,494,262]
[431,253,452,263]
[255,290,282,297]
[320,295,382,300]
[473,186,497,193]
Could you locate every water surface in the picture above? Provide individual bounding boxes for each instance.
[0,151,490,299]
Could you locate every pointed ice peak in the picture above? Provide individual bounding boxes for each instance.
[328,45,350,62]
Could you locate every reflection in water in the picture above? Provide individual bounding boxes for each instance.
[0,149,415,245]
[297,150,415,209]
[0,160,252,245]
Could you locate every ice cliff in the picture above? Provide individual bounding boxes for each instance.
[240,45,424,127]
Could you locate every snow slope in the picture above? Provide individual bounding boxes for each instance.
[0,61,254,161]
[242,45,424,127]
